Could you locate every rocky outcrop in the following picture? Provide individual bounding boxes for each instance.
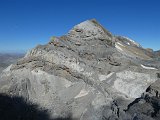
[115,36,153,60]
[0,19,160,120]
[146,80,160,98]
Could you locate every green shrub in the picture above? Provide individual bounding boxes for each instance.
[50,36,56,42]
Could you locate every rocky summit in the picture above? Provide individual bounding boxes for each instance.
[0,19,160,120]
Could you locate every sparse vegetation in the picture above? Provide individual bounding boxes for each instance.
[50,36,56,42]
[91,19,112,37]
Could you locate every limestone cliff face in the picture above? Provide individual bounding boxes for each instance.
[0,19,160,120]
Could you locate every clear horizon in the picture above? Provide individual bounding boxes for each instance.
[0,0,160,52]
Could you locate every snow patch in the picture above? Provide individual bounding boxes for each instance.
[75,89,89,98]
[117,42,125,47]
[127,42,130,45]
[141,64,158,70]
[99,72,114,81]
[122,36,141,47]
[115,43,123,51]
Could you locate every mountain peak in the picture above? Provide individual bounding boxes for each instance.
[68,19,112,40]
[1,19,160,120]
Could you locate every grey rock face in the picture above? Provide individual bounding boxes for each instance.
[0,19,160,120]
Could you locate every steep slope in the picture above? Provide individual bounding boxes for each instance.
[115,36,153,60]
[0,19,160,120]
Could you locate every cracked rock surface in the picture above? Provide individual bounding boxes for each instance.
[0,19,160,120]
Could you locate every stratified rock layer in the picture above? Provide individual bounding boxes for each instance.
[0,19,160,120]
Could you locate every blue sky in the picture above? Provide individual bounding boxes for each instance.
[0,0,160,52]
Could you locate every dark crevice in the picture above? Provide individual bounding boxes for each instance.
[124,98,141,112]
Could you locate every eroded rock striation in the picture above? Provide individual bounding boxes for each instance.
[0,19,160,120]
